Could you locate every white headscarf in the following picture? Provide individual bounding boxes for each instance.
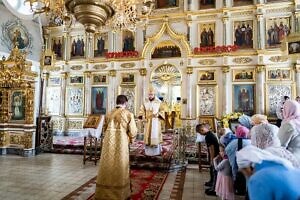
[251,123,280,149]
[236,145,294,169]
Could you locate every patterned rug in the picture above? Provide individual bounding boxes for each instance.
[62,169,168,200]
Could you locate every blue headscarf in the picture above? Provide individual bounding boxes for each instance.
[220,131,237,147]
[238,114,253,130]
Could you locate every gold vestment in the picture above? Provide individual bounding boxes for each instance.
[94,108,137,200]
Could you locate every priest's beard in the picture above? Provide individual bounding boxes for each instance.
[149,97,155,101]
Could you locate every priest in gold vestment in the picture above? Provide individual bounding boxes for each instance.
[172,97,182,128]
[138,86,164,156]
[94,95,137,200]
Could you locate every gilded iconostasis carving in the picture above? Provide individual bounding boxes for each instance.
[41,0,300,137]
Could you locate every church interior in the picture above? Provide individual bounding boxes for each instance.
[1,0,300,199]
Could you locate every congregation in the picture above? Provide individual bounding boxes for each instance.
[197,97,300,200]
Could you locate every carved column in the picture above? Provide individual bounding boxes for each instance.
[109,70,117,110]
[60,72,68,117]
[256,14,265,49]
[41,72,49,115]
[139,68,147,106]
[222,16,229,45]
[222,66,230,115]
[294,11,300,33]
[295,64,300,96]
[84,71,91,116]
[62,27,69,61]
[186,67,193,118]
[86,33,93,59]
[256,65,265,114]
[43,28,50,50]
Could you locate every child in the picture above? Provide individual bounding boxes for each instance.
[214,144,235,200]
[197,123,219,196]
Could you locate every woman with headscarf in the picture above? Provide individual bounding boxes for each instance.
[248,114,269,139]
[278,100,300,162]
[236,146,300,200]
[225,125,250,195]
[276,95,290,127]
[238,114,253,130]
[252,123,300,168]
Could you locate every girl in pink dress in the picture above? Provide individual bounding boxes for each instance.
[214,144,235,200]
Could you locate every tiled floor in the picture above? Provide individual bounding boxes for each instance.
[0,153,243,200]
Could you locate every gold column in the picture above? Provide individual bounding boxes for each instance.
[25,85,35,124]
[0,90,9,123]
[222,66,230,115]
[256,65,265,114]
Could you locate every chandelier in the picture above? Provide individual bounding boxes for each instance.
[25,0,154,33]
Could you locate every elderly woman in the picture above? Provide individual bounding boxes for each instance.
[248,114,269,139]
[278,100,300,162]
[251,123,300,168]
[236,146,300,200]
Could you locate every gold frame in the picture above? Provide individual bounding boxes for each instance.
[196,84,218,117]
[198,22,216,47]
[232,68,256,82]
[265,16,291,49]
[120,72,136,85]
[232,84,256,116]
[50,36,64,60]
[198,115,217,133]
[83,115,102,129]
[42,49,54,67]
[233,19,255,49]
[197,70,216,84]
[65,86,84,116]
[92,73,108,85]
[9,90,26,122]
[91,86,108,115]
[265,83,295,117]
[266,67,292,81]
[69,35,86,59]
[118,84,137,115]
[69,75,84,85]
[122,30,136,52]
[48,76,61,86]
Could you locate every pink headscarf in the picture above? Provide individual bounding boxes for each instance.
[283,100,300,132]
[235,125,249,138]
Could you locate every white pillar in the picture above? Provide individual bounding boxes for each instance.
[222,17,229,45]
[186,67,193,118]
[139,68,147,106]
[256,65,265,114]
[295,65,300,96]
[257,14,265,49]
[41,73,49,115]
[63,27,69,61]
[109,70,117,110]
[84,72,91,116]
[60,72,68,117]
[295,11,300,33]
[222,66,230,115]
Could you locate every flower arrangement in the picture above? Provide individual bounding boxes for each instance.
[105,51,139,59]
[221,112,243,128]
[194,45,239,54]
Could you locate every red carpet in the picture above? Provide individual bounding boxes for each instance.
[62,169,168,200]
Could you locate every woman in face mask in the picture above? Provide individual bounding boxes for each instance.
[236,146,300,200]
